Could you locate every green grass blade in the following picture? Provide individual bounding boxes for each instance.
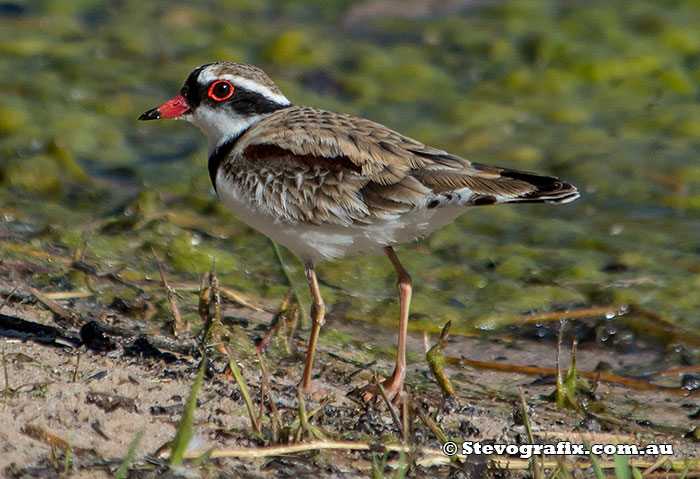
[63,440,71,474]
[613,455,631,479]
[226,346,260,432]
[588,448,605,479]
[114,428,144,479]
[396,450,409,479]
[171,358,206,467]
[371,452,388,479]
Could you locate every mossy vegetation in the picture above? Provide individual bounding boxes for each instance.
[1,0,699,366]
[1,1,700,475]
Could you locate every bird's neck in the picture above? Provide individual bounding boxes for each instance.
[185,106,269,155]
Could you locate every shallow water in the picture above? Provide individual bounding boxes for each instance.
[1,1,699,346]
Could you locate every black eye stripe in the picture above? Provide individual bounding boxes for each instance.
[202,85,288,114]
[222,87,288,114]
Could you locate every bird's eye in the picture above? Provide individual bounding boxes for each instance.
[207,80,234,101]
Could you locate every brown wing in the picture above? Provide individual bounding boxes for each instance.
[225,106,578,224]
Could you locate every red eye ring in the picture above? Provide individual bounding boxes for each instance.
[207,80,234,101]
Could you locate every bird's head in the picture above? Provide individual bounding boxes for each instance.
[139,62,290,152]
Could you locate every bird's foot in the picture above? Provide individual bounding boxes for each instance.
[350,372,405,405]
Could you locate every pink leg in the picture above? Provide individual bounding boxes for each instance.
[381,246,411,400]
[299,262,325,391]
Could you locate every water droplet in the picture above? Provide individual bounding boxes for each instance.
[682,374,700,391]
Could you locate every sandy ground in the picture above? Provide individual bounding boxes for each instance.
[1,279,699,478]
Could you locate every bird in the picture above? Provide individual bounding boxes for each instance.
[139,62,579,401]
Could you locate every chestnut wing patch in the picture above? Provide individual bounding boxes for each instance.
[243,143,362,174]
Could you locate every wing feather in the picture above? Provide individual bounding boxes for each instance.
[222,106,578,226]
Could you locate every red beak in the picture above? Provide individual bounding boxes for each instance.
[139,94,191,120]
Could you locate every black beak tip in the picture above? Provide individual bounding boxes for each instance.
[138,108,160,121]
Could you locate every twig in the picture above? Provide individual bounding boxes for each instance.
[255,351,283,439]
[182,440,418,459]
[137,281,267,313]
[0,285,19,311]
[219,286,265,313]
[519,388,542,479]
[641,456,671,476]
[401,393,410,444]
[415,404,447,443]
[446,357,689,393]
[22,424,93,455]
[2,348,9,410]
[198,275,211,332]
[69,261,144,293]
[169,440,698,472]
[28,287,75,324]
[72,236,86,263]
[42,291,93,300]
[257,368,266,432]
[151,247,183,335]
[346,360,377,381]
[519,388,535,446]
[374,375,404,439]
[72,352,80,383]
[2,243,72,263]
[209,262,221,324]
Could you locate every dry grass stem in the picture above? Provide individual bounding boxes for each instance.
[373,375,404,439]
[28,287,75,323]
[151,247,184,335]
[42,291,94,300]
[255,350,283,438]
[72,352,80,383]
[415,404,447,444]
[1,286,20,311]
[219,286,265,313]
[448,357,688,393]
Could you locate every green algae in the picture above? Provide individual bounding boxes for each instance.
[0,0,699,356]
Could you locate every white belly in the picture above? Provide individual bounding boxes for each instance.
[215,174,468,264]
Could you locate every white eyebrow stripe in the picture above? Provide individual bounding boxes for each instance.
[229,76,291,105]
[198,70,291,106]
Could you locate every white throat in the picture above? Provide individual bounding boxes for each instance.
[186,106,268,154]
